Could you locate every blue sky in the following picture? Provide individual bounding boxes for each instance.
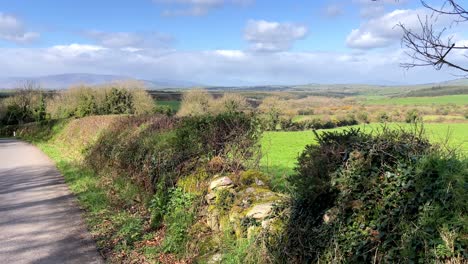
[0,0,467,85]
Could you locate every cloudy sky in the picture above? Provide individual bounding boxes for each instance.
[0,0,467,85]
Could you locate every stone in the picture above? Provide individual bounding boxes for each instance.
[205,193,216,204]
[246,203,274,220]
[208,253,223,264]
[261,219,274,229]
[209,176,234,191]
[255,178,265,186]
[245,187,255,193]
[206,213,220,232]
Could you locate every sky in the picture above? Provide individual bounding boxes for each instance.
[0,0,467,85]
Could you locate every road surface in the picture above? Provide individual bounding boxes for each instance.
[0,139,103,264]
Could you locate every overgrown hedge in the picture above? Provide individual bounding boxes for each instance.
[279,127,467,263]
[84,112,261,193]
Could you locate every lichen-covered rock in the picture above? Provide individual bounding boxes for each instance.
[255,178,265,186]
[205,192,216,204]
[209,176,234,191]
[207,211,220,231]
[207,253,223,264]
[246,203,274,220]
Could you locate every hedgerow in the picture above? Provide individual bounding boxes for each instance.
[280,127,467,263]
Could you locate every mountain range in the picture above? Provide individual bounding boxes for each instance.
[0,73,200,89]
[0,73,467,90]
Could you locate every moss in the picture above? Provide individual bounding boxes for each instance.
[214,189,236,213]
[178,168,210,196]
[239,170,270,187]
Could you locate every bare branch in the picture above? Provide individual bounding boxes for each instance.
[399,1,468,75]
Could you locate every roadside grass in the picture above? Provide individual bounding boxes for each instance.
[261,122,468,192]
[363,94,468,105]
[35,138,158,262]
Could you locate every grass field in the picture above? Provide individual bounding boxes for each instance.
[363,94,468,105]
[261,122,468,191]
[156,100,181,111]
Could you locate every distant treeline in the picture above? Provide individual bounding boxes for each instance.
[399,85,468,97]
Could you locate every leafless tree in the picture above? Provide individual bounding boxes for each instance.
[398,0,468,75]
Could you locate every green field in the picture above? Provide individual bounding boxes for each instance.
[156,100,181,111]
[363,94,468,105]
[261,123,468,191]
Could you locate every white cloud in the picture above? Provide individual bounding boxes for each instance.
[214,49,246,59]
[83,30,174,49]
[346,9,429,49]
[244,20,308,52]
[48,44,107,57]
[0,44,461,85]
[0,13,39,43]
[154,0,252,16]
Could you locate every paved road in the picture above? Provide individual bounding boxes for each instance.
[0,139,103,264]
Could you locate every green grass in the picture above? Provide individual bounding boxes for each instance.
[36,140,153,258]
[363,94,468,105]
[156,100,181,111]
[261,123,468,191]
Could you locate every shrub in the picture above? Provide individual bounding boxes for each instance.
[378,111,391,122]
[103,87,134,114]
[258,97,284,131]
[405,109,422,123]
[177,89,213,116]
[282,127,467,263]
[47,83,154,119]
[174,112,262,172]
[356,111,369,123]
[212,93,250,114]
[1,86,47,125]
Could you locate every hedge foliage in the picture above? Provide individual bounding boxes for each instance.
[280,127,467,263]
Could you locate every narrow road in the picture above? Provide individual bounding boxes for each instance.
[0,139,103,264]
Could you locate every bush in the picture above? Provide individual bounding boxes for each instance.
[405,109,422,123]
[377,111,391,123]
[356,111,369,123]
[212,93,250,114]
[1,87,48,125]
[258,97,284,131]
[85,112,261,193]
[281,127,467,263]
[177,89,213,117]
[47,83,154,119]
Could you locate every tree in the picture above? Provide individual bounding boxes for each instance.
[258,96,284,130]
[398,0,468,75]
[104,88,135,115]
[177,89,213,116]
[213,93,250,114]
[1,81,44,125]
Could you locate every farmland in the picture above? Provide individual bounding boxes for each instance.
[261,122,468,191]
[362,94,468,105]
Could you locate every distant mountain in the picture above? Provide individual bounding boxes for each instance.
[0,73,201,89]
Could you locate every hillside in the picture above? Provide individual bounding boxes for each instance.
[0,74,200,90]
